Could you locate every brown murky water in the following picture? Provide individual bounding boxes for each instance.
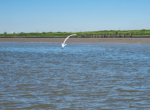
[0,42,150,109]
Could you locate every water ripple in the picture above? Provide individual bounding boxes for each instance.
[0,42,150,109]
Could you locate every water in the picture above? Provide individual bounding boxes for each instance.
[0,42,150,109]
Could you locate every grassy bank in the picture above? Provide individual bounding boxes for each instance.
[0,29,150,38]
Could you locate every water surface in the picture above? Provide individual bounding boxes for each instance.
[0,42,150,109]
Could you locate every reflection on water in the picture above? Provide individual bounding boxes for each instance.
[0,42,150,109]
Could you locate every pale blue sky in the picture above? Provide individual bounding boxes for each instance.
[0,0,150,33]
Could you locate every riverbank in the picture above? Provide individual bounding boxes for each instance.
[1,29,150,38]
[1,38,150,44]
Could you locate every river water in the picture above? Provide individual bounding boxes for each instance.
[0,42,150,109]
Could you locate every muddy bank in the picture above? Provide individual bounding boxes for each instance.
[0,38,150,43]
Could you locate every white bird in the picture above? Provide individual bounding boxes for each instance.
[62,34,76,49]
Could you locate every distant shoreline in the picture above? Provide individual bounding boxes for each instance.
[1,38,150,44]
[1,29,150,38]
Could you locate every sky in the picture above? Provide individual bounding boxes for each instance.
[0,0,150,33]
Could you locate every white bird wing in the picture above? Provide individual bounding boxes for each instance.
[63,34,76,44]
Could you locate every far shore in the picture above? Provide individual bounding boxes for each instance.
[0,38,150,44]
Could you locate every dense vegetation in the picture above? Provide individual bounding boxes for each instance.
[0,29,150,38]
